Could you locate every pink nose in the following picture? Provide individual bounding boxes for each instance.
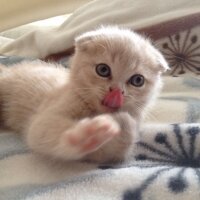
[102,88,124,109]
[109,87,124,94]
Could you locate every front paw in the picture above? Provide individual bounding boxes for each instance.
[113,112,137,134]
[84,113,137,163]
[64,115,120,159]
[110,112,138,152]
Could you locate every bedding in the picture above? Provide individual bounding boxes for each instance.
[0,0,199,77]
[0,36,13,46]
[0,56,200,200]
[0,0,200,199]
[1,124,200,200]
[0,0,91,32]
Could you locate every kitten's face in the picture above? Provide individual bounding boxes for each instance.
[70,27,168,118]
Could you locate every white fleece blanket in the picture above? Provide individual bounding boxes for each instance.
[0,74,200,200]
[1,123,200,200]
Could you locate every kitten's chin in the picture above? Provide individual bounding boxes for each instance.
[92,99,121,113]
[99,103,120,113]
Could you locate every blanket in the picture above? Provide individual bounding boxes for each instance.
[0,55,200,199]
[0,0,200,77]
[0,123,200,200]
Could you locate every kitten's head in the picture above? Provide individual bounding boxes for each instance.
[70,26,168,119]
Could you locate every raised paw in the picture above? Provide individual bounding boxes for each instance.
[64,115,120,159]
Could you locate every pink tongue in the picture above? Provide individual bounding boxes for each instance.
[102,89,124,109]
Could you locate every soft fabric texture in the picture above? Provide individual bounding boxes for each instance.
[0,0,200,199]
[1,122,200,200]
[0,56,200,200]
[0,0,91,32]
[0,0,199,77]
[0,15,70,41]
[0,36,13,46]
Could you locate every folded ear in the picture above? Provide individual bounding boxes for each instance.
[153,48,170,73]
[75,33,95,52]
[158,52,170,72]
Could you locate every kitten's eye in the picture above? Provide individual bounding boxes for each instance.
[129,74,144,87]
[96,63,111,77]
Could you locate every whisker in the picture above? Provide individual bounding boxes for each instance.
[124,95,159,121]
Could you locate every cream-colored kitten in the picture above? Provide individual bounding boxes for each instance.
[0,26,168,163]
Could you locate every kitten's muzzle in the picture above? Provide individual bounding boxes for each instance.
[102,88,124,109]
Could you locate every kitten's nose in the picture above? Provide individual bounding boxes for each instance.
[109,87,124,94]
[103,87,124,109]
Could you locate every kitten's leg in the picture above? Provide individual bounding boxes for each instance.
[84,112,137,163]
[63,115,121,159]
[26,112,120,160]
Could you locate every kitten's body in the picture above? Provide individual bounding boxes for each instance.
[0,27,168,163]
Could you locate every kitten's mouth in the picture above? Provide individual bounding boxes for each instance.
[101,101,120,112]
[101,88,124,112]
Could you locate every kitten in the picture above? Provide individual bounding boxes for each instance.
[0,26,168,163]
